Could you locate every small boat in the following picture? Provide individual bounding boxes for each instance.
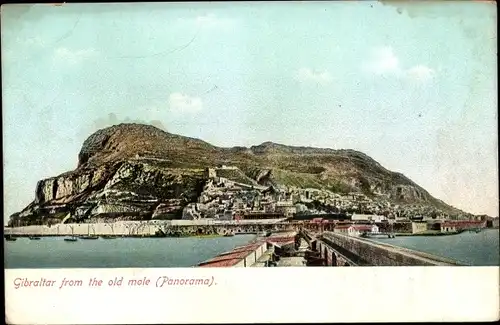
[100,235,116,239]
[64,237,78,242]
[29,236,42,240]
[5,235,17,241]
[224,233,235,237]
[81,235,99,240]
[81,224,99,239]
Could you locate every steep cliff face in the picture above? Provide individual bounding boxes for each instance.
[12,158,205,226]
[9,123,465,226]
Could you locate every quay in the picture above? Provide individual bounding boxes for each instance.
[194,228,466,267]
[197,231,302,267]
[305,230,466,266]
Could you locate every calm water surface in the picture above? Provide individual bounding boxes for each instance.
[372,229,499,266]
[5,230,499,267]
[4,235,256,268]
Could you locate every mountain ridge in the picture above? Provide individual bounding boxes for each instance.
[8,123,474,226]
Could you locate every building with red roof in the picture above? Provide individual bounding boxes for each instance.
[440,220,486,232]
[334,224,379,237]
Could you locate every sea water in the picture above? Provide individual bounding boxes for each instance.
[4,235,256,268]
[372,228,499,266]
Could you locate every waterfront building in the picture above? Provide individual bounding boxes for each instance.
[351,213,386,223]
[440,222,457,233]
[334,224,379,237]
[439,220,486,232]
[275,200,296,217]
[411,221,428,234]
[486,217,499,228]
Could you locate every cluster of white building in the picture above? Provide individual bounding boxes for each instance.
[181,167,453,222]
[182,171,297,220]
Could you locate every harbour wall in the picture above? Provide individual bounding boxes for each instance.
[320,231,464,266]
[4,221,311,237]
[4,222,155,236]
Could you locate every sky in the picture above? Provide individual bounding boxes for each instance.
[2,2,498,222]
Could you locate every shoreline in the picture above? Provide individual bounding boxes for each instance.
[3,221,291,238]
[3,234,248,239]
[4,222,496,239]
[394,229,493,237]
[394,231,460,237]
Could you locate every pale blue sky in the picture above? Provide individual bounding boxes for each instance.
[2,2,497,221]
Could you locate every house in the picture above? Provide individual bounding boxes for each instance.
[439,220,486,232]
[203,168,217,179]
[411,222,428,234]
[440,222,456,233]
[334,224,379,237]
[261,202,276,213]
[275,201,296,217]
[487,218,499,228]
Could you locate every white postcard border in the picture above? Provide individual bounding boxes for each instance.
[5,266,500,324]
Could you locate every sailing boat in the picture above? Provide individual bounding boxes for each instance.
[81,224,99,240]
[101,223,116,239]
[64,226,78,242]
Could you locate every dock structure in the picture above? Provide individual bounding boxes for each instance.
[197,231,299,267]
[197,241,271,267]
[305,231,466,266]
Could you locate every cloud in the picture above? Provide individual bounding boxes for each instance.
[53,47,98,64]
[364,46,435,82]
[364,46,401,75]
[406,65,435,82]
[295,68,332,84]
[168,93,203,113]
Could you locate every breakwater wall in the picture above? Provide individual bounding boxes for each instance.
[4,222,300,237]
[320,231,465,266]
[4,220,335,237]
[4,222,156,236]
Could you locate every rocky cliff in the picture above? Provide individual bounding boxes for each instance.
[8,123,468,226]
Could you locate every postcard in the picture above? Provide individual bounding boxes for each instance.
[2,1,499,324]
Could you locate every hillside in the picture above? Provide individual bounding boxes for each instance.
[8,123,471,226]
